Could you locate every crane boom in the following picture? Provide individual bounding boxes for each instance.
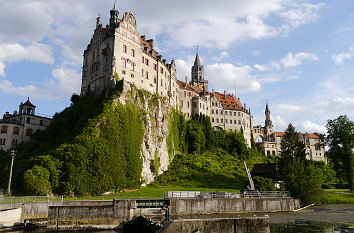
[244,161,255,190]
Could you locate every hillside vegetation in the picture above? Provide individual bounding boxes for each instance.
[0,80,270,196]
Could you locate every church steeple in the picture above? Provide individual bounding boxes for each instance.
[109,0,119,29]
[191,48,204,82]
[265,102,273,128]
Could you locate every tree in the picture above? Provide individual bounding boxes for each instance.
[282,158,324,205]
[280,124,306,162]
[326,115,354,191]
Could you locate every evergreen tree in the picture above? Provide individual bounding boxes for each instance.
[280,124,306,162]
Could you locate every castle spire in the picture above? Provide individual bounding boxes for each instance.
[109,0,119,29]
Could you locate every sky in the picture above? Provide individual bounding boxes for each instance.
[0,0,353,133]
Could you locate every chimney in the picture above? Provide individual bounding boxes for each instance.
[224,90,226,96]
[212,89,215,95]
[185,76,188,85]
[146,39,154,49]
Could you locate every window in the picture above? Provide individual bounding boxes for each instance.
[187,101,189,108]
[130,62,135,71]
[212,110,214,114]
[160,67,163,74]
[230,120,232,124]
[188,92,191,97]
[161,79,163,86]
[221,119,223,123]
[238,120,241,124]
[154,64,158,71]
[12,139,17,146]
[180,100,183,107]
[1,126,7,134]
[216,119,219,123]
[229,112,232,116]
[123,45,127,53]
[145,58,149,66]
[142,56,145,63]
[27,117,30,123]
[121,58,127,68]
[146,71,149,79]
[122,70,126,75]
[142,69,144,77]
[212,102,214,106]
[0,139,5,145]
[154,78,157,83]
[26,128,33,136]
[131,74,134,78]
[131,49,135,57]
[216,110,218,114]
[238,112,240,116]
[212,118,214,122]
[13,127,19,135]
[226,119,228,124]
[234,112,236,116]
[234,120,236,124]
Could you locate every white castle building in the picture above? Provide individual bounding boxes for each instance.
[80,4,326,160]
[0,98,51,151]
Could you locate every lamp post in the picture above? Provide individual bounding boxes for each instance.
[7,150,16,195]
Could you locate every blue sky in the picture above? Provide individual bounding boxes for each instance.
[0,0,353,133]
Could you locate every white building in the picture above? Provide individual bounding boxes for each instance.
[0,98,51,151]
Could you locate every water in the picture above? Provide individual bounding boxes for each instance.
[10,204,354,233]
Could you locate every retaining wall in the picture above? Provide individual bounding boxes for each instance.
[158,217,270,233]
[169,197,299,215]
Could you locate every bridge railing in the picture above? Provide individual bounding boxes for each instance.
[241,190,290,198]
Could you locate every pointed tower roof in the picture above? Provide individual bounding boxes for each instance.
[265,102,270,113]
[22,97,36,107]
[194,53,201,66]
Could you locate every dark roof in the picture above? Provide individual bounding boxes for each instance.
[21,98,36,107]
[251,163,281,181]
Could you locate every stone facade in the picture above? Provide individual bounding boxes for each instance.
[253,104,326,162]
[80,5,178,107]
[0,98,51,151]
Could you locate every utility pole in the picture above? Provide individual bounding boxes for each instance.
[7,150,16,196]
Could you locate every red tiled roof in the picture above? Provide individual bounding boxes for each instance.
[177,80,202,94]
[275,132,285,137]
[304,133,320,139]
[213,92,243,110]
[275,132,320,139]
[140,37,158,57]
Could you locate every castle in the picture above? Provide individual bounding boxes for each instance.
[0,98,51,151]
[0,5,325,162]
[81,4,326,161]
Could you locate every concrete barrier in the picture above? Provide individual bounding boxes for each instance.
[23,200,112,221]
[45,198,298,230]
[158,217,270,233]
[0,208,22,227]
[169,198,300,215]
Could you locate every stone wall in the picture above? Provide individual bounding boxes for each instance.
[158,217,270,233]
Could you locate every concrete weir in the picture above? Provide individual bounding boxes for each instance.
[40,197,299,231]
[158,217,270,233]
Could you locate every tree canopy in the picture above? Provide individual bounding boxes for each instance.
[326,115,354,191]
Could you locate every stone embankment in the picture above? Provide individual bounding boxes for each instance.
[18,197,299,231]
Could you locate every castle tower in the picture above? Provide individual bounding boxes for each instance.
[19,98,36,115]
[109,1,119,29]
[264,102,273,140]
[191,50,208,92]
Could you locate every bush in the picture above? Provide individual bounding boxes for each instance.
[253,176,275,191]
[23,165,51,196]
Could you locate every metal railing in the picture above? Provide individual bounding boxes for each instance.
[241,190,290,198]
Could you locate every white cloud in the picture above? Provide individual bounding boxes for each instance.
[301,121,326,134]
[332,44,354,65]
[280,3,324,29]
[273,104,303,114]
[273,115,287,131]
[212,51,229,61]
[0,61,5,77]
[206,63,261,93]
[0,67,81,100]
[0,43,54,64]
[280,52,319,68]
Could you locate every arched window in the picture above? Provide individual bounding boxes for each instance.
[267,150,271,156]
[1,126,7,134]
[13,127,19,135]
[26,128,33,136]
